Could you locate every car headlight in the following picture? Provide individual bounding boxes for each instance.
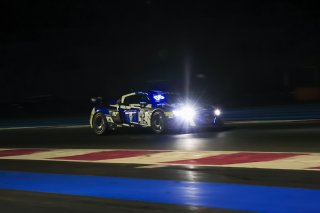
[214,109,221,116]
[173,106,196,120]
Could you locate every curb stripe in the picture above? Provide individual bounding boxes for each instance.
[96,151,235,164]
[164,152,304,165]
[52,150,166,161]
[0,149,51,157]
[1,148,320,171]
[226,155,320,170]
[307,166,320,170]
[0,149,103,160]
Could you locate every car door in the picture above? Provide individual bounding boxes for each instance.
[135,94,152,126]
[121,93,151,125]
[121,94,141,124]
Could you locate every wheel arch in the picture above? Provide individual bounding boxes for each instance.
[95,108,110,115]
[90,108,110,128]
[150,108,165,118]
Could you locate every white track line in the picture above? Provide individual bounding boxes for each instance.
[227,119,320,125]
[0,125,89,130]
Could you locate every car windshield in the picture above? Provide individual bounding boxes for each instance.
[164,94,183,104]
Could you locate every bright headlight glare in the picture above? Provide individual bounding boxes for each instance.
[214,109,221,116]
[173,110,182,116]
[173,106,196,119]
[183,107,196,117]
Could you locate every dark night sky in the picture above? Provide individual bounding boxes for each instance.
[1,0,320,105]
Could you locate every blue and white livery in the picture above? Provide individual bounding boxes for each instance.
[90,90,223,135]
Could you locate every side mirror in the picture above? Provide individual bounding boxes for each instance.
[139,101,148,108]
[91,97,103,107]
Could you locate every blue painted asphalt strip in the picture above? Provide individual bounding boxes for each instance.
[0,171,320,213]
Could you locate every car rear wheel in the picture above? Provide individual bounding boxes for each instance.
[151,111,166,134]
[92,112,108,135]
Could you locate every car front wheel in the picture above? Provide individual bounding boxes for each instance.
[151,111,166,134]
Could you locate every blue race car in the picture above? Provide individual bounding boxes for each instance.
[90,90,223,135]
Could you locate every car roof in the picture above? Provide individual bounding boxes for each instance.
[122,90,167,96]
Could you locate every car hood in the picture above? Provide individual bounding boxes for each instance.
[159,103,215,112]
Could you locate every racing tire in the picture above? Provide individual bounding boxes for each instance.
[92,112,109,135]
[151,111,166,134]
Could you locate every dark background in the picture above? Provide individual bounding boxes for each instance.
[1,0,320,116]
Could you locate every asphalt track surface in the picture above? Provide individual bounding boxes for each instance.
[1,123,320,212]
[1,123,320,152]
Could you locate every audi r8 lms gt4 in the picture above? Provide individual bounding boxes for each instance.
[90,90,223,135]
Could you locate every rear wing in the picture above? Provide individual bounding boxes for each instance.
[91,97,103,107]
[91,97,119,107]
